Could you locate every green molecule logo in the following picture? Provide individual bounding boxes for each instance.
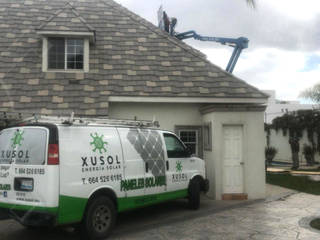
[90,133,108,154]
[11,131,24,148]
[176,161,183,172]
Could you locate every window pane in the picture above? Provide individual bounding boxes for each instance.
[67,39,76,45]
[67,45,75,54]
[203,123,212,151]
[0,128,47,165]
[66,38,84,70]
[49,55,56,62]
[76,61,83,69]
[48,61,56,69]
[48,38,65,69]
[75,39,84,45]
[190,134,196,142]
[185,143,196,155]
[57,61,64,69]
[67,61,75,69]
[179,130,198,156]
[164,133,187,158]
[180,132,187,139]
[67,54,75,62]
[76,47,84,54]
[76,54,83,62]
[180,131,196,143]
[57,44,64,52]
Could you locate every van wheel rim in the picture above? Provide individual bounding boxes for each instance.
[92,205,111,233]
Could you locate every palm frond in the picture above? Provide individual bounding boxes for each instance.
[300,84,320,103]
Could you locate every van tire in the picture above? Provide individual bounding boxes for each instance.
[82,196,116,240]
[188,179,200,210]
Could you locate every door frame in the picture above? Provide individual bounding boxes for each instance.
[174,125,203,159]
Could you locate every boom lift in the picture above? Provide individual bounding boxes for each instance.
[158,7,249,73]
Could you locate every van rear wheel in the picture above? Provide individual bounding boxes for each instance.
[82,196,116,240]
[188,179,200,210]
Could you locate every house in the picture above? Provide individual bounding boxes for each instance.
[263,90,315,123]
[264,90,317,165]
[0,0,268,200]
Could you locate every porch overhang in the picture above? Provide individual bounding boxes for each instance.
[200,104,267,114]
[108,96,268,104]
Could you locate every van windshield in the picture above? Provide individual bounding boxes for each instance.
[0,127,47,165]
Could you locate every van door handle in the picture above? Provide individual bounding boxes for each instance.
[166,161,169,170]
[145,162,149,173]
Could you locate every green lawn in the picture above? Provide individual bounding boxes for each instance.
[266,173,320,195]
[294,168,320,172]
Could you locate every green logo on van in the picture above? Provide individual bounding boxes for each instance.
[90,133,108,154]
[11,131,24,148]
[176,161,183,172]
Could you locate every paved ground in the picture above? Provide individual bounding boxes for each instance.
[0,185,320,239]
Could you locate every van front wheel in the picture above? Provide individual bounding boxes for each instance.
[82,196,116,240]
[188,179,200,210]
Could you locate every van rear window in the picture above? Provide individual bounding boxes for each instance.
[0,128,48,165]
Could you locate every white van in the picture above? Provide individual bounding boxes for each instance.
[0,116,209,239]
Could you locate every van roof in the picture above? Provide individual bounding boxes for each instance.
[14,115,161,129]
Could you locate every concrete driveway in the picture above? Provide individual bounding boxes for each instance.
[0,185,320,239]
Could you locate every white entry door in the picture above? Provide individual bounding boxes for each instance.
[222,126,244,194]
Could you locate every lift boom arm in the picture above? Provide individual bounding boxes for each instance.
[175,31,249,73]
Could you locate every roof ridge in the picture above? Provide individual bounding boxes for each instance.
[36,1,95,32]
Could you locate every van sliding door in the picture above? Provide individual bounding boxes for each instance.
[117,128,145,198]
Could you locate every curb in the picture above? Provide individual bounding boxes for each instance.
[265,191,297,203]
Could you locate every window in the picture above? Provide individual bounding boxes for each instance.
[179,130,198,155]
[48,38,84,70]
[164,133,189,158]
[0,128,47,165]
[203,122,212,151]
[175,126,203,158]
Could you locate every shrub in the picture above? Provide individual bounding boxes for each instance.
[265,146,278,165]
[302,144,315,166]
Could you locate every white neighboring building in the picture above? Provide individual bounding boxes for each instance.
[263,90,316,123]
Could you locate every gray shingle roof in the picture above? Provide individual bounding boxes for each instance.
[0,0,268,117]
[36,2,95,33]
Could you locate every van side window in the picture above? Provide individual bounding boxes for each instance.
[164,133,189,158]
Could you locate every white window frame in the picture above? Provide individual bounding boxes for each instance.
[42,37,89,73]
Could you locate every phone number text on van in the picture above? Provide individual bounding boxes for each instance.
[15,168,45,175]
